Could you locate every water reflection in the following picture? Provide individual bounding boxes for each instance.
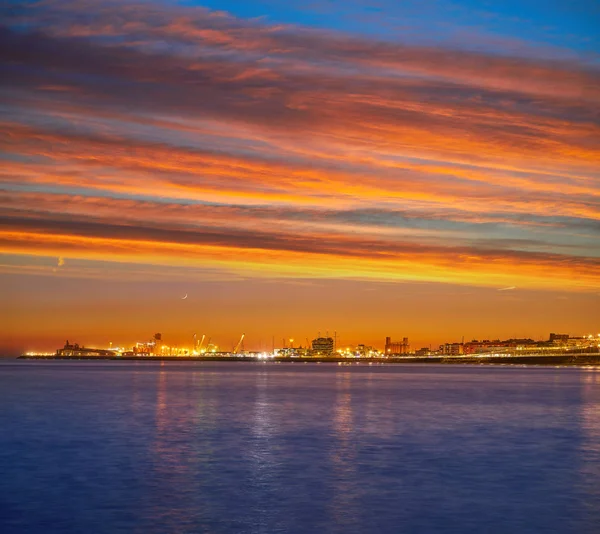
[330,371,359,529]
[143,365,215,532]
[580,368,600,528]
[152,365,173,466]
[248,370,278,529]
[6,362,600,533]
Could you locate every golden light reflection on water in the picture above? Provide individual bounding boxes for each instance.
[252,370,272,441]
[151,366,197,479]
[330,371,359,527]
[251,370,277,471]
[249,369,278,529]
[153,365,171,464]
[582,369,600,444]
[580,368,600,524]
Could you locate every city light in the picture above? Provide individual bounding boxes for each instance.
[22,330,600,362]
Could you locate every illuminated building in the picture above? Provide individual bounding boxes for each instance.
[463,338,537,354]
[549,333,569,344]
[132,333,162,355]
[56,341,115,357]
[356,344,376,357]
[312,337,334,355]
[442,342,464,356]
[385,336,410,355]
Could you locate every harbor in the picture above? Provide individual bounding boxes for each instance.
[19,331,600,366]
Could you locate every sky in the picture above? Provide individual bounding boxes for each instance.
[1,0,599,355]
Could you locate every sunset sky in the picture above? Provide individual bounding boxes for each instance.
[1,0,599,355]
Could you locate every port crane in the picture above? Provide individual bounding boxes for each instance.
[233,333,245,354]
[197,334,206,352]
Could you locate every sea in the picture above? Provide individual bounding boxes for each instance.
[0,360,599,534]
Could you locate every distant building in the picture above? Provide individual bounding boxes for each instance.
[508,338,536,346]
[549,333,569,344]
[312,337,334,355]
[57,341,115,357]
[385,336,410,355]
[276,347,310,357]
[464,339,506,354]
[442,342,464,356]
[133,333,162,355]
[134,341,154,355]
[464,338,537,354]
[356,344,375,357]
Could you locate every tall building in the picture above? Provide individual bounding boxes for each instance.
[312,337,334,355]
[385,336,410,354]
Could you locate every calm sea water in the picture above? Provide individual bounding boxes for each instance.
[0,361,599,534]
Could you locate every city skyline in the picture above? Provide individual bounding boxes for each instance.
[2,0,599,355]
[23,329,600,361]
[15,315,600,357]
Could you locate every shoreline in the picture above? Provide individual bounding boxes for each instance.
[17,353,600,366]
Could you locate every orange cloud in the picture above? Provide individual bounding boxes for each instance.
[0,0,598,300]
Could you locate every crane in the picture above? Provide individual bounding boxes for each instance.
[198,334,206,352]
[233,333,245,354]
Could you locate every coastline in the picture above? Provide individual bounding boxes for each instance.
[17,353,600,366]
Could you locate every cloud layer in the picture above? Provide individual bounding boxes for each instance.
[1,0,599,290]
